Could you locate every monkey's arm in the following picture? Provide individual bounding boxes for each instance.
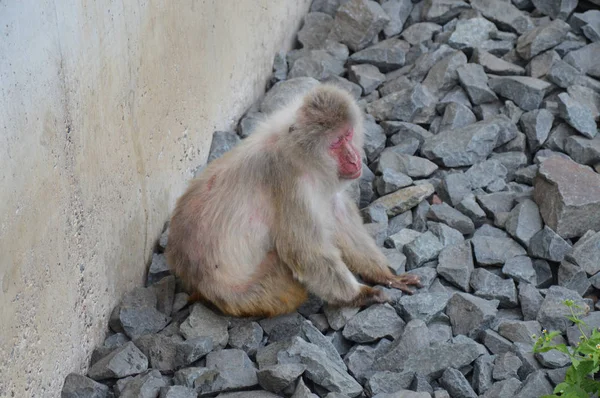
[274,196,385,307]
[335,195,421,293]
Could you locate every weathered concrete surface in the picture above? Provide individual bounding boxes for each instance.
[0,1,310,396]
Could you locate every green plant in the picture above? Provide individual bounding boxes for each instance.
[532,299,600,397]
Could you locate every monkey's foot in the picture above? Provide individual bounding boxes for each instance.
[384,274,422,294]
[351,286,390,307]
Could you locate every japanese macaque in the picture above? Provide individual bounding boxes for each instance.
[166,84,421,317]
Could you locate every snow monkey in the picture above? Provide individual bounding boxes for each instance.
[166,84,421,317]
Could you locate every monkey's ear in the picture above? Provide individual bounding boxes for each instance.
[288,124,297,134]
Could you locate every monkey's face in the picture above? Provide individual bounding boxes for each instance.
[328,126,362,180]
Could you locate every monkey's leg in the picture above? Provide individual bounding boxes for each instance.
[205,255,309,318]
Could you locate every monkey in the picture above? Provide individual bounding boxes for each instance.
[166,84,421,318]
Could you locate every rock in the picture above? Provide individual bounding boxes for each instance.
[531,0,577,19]
[520,109,553,151]
[310,0,347,16]
[133,334,180,372]
[465,159,508,190]
[371,184,435,217]
[457,63,498,105]
[439,368,477,398]
[473,355,495,395]
[564,135,600,166]
[348,64,385,95]
[401,341,482,379]
[427,203,474,235]
[482,378,522,397]
[159,386,197,398]
[173,367,217,388]
[342,304,404,343]
[447,293,499,338]
[61,373,109,398]
[229,322,263,356]
[493,352,522,381]
[437,242,473,292]
[119,370,167,398]
[289,50,345,80]
[422,0,470,24]
[448,18,497,50]
[147,253,171,285]
[260,312,304,343]
[175,337,213,368]
[548,59,581,89]
[471,0,533,34]
[518,283,543,321]
[324,306,360,331]
[558,260,591,296]
[491,152,528,181]
[571,10,600,42]
[471,235,527,266]
[439,102,476,132]
[381,0,413,37]
[422,116,518,167]
[537,286,585,332]
[403,231,444,269]
[533,156,600,239]
[514,370,553,398]
[488,76,551,111]
[118,287,170,340]
[298,12,333,49]
[401,22,442,45]
[528,226,571,262]
[535,348,571,369]
[567,230,600,276]
[482,329,513,355]
[472,49,525,76]
[329,0,390,52]
[557,93,597,139]
[207,131,240,164]
[422,50,467,98]
[564,42,600,79]
[349,38,407,72]
[375,169,413,196]
[503,256,536,286]
[516,20,570,60]
[428,221,464,247]
[505,199,543,247]
[438,173,472,206]
[527,50,560,80]
[257,364,306,393]
[367,84,436,123]
[87,342,148,381]
[470,268,518,308]
[386,229,422,252]
[456,195,487,227]
[260,78,320,114]
[279,337,362,397]
[568,84,600,121]
[397,292,451,324]
[150,275,176,317]
[376,151,438,178]
[180,303,229,348]
[345,339,391,384]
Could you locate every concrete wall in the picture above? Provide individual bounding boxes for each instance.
[0,1,310,396]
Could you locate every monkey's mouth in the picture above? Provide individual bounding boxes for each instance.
[341,169,362,180]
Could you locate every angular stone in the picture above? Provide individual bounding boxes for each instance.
[342,304,404,343]
[289,50,345,80]
[564,42,600,79]
[324,306,360,331]
[404,341,483,380]
[133,334,180,372]
[422,50,467,97]
[375,169,412,196]
[206,131,240,164]
[437,242,473,292]
[493,352,522,381]
[349,38,407,72]
[371,184,435,217]
[528,226,571,262]
[438,172,472,206]
[422,115,518,167]
[537,285,586,332]
[457,63,497,105]
[567,85,600,121]
[473,354,495,395]
[345,339,391,384]
[439,102,476,132]
[518,283,543,322]
[366,370,414,396]
[159,386,197,398]
[427,203,474,235]
[119,369,167,398]
[348,64,385,95]
[428,221,464,247]
[439,367,477,398]
[118,287,170,340]
[447,293,499,338]
[61,373,109,398]
[422,0,470,24]
[397,292,451,324]
[180,303,229,348]
[310,0,347,16]
[260,77,320,114]
[229,322,263,356]
[470,268,518,308]
[516,20,570,60]
[147,253,171,286]
[472,49,525,76]
[260,312,304,343]
[386,228,422,252]
[567,230,600,276]
[471,235,527,266]
[482,329,513,355]
[257,364,306,394]
[381,0,413,37]
[401,22,442,45]
[520,109,553,151]
[88,342,148,381]
[376,151,438,178]
[298,12,334,50]
[557,92,597,139]
[533,156,600,239]
[278,337,362,397]
[471,0,533,34]
[448,18,497,50]
[548,59,581,89]
[329,0,390,52]
[488,76,551,111]
[403,231,444,270]
[558,260,591,296]
[515,370,553,398]
[465,159,508,190]
[564,135,600,166]
[503,256,536,286]
[456,195,487,227]
[367,84,436,123]
[505,199,543,247]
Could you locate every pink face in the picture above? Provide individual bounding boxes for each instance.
[328,126,362,180]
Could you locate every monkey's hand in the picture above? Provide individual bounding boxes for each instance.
[388,274,422,294]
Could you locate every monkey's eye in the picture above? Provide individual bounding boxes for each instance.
[330,136,343,149]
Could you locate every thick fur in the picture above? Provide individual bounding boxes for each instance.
[166,84,419,317]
